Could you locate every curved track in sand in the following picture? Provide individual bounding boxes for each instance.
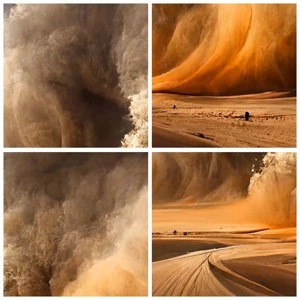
[152,243,296,296]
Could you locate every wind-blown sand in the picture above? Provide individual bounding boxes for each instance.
[152,4,296,148]
[4,153,148,296]
[152,93,296,147]
[152,5,295,95]
[152,152,296,296]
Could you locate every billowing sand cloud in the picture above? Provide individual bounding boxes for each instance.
[152,4,296,95]
[4,153,148,296]
[153,152,296,228]
[153,153,263,204]
[4,4,148,147]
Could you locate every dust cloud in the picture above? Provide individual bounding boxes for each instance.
[4,153,148,296]
[4,4,148,147]
[153,152,296,227]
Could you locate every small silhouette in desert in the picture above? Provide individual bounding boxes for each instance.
[245,111,250,121]
[173,105,177,109]
[173,230,177,235]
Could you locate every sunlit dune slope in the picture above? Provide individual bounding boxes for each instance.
[152,4,296,95]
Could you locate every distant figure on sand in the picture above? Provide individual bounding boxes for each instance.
[245,111,250,121]
[173,105,177,109]
[173,230,177,235]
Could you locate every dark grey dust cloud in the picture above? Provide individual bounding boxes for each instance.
[4,4,148,147]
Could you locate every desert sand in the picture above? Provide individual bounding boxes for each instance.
[152,208,296,296]
[152,4,296,148]
[152,93,296,147]
[152,152,296,296]
[152,5,295,96]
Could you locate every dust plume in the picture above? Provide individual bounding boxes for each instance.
[247,152,296,227]
[4,153,148,296]
[4,4,148,147]
[152,152,296,227]
[153,153,264,205]
[152,4,296,95]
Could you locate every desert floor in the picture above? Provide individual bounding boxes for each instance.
[152,207,296,296]
[152,92,296,147]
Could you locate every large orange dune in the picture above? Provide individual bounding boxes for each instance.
[152,4,296,95]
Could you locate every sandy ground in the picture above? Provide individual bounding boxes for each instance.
[153,241,296,296]
[152,207,296,296]
[152,93,296,147]
[152,201,269,233]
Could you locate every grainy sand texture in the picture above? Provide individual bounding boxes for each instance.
[153,93,296,147]
[152,153,296,296]
[152,4,296,147]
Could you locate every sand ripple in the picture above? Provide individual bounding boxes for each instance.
[153,243,296,296]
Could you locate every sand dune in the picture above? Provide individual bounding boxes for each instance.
[153,242,296,296]
[152,4,296,148]
[152,153,296,296]
[152,4,296,95]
